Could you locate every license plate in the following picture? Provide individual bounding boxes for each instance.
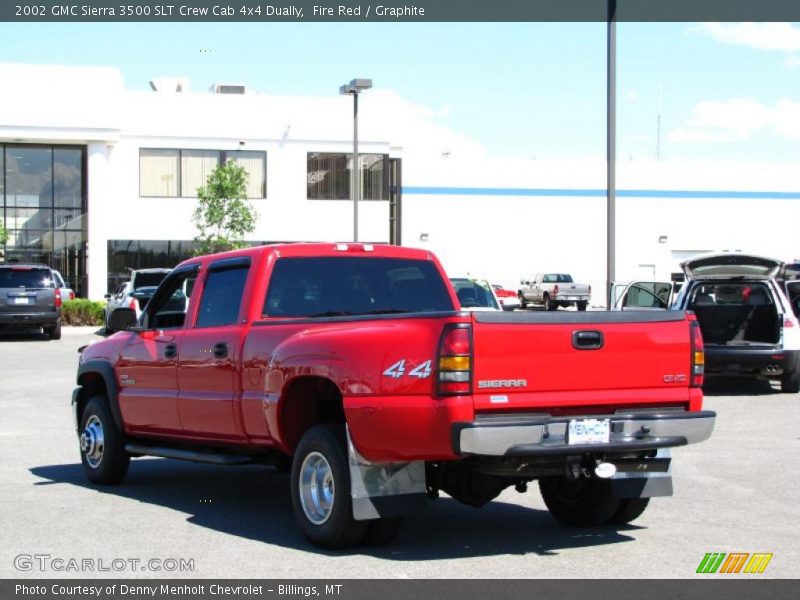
[568,418,610,445]
[13,297,30,305]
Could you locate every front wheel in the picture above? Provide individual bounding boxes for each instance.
[539,476,621,526]
[291,424,367,549]
[79,396,129,484]
[518,293,527,309]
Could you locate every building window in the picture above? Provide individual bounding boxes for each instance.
[140,148,266,199]
[227,150,266,199]
[181,150,220,197]
[2,144,88,297]
[307,152,389,201]
[140,149,179,197]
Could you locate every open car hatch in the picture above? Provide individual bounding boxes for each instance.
[682,253,782,280]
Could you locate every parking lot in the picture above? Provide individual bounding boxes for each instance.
[1,328,798,579]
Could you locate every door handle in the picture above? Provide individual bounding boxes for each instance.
[572,330,603,350]
[164,343,177,359]
[213,342,229,359]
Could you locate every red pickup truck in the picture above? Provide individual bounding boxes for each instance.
[74,243,715,548]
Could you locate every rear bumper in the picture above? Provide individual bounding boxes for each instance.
[453,409,716,457]
[0,311,60,327]
[705,346,799,376]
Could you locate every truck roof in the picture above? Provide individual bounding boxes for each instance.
[175,243,435,269]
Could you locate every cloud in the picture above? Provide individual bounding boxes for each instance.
[691,22,800,53]
[668,97,800,143]
[784,55,800,69]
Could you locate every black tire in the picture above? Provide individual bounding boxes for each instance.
[518,293,527,309]
[608,498,650,525]
[539,476,621,527]
[360,517,405,546]
[781,369,800,394]
[577,301,588,312]
[46,321,62,340]
[79,396,130,485]
[291,424,367,549]
[544,295,556,311]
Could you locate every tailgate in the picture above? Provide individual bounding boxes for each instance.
[471,311,692,413]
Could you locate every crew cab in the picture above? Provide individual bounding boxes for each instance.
[617,253,800,393]
[519,273,591,311]
[73,243,714,549]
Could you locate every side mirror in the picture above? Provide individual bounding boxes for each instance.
[108,307,138,332]
[104,293,111,300]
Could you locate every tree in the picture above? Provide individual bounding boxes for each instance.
[192,161,257,256]
[0,219,7,245]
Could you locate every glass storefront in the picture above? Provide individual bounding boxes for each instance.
[1,144,87,296]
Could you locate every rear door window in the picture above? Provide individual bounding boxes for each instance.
[263,257,454,317]
[0,268,54,289]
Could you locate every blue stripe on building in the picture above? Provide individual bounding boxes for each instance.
[402,186,800,200]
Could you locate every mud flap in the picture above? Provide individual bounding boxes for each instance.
[347,427,427,521]
[609,448,673,498]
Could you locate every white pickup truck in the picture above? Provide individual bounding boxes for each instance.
[518,273,591,311]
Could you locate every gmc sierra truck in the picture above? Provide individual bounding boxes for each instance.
[73,243,714,549]
[519,273,591,311]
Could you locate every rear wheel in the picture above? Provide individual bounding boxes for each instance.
[576,301,588,312]
[46,321,62,340]
[79,396,129,484]
[291,424,366,549]
[781,369,800,394]
[608,498,650,524]
[539,476,621,526]
[544,295,556,311]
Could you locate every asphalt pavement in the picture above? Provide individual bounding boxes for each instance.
[1,327,798,579]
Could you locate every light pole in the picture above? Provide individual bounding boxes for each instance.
[339,78,372,242]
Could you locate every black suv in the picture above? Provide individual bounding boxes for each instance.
[0,264,62,339]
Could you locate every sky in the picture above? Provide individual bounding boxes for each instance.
[1,21,798,162]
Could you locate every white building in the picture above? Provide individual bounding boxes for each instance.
[1,63,799,305]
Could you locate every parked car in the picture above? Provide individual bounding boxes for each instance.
[52,269,76,301]
[519,273,591,311]
[492,284,521,311]
[0,264,62,339]
[450,277,501,311]
[616,253,800,393]
[75,242,714,549]
[104,268,171,332]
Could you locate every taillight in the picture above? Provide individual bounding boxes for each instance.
[69,291,75,301]
[436,324,472,396]
[553,284,559,295]
[784,317,796,328]
[690,316,705,387]
[129,298,138,311]
[54,288,62,309]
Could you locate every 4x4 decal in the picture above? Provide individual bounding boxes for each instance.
[383,359,433,379]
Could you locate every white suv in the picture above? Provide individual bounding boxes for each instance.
[617,253,800,393]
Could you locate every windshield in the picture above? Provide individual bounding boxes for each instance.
[264,257,454,317]
[0,268,54,289]
[450,278,500,309]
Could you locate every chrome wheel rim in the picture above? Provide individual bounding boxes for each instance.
[298,451,335,525]
[80,415,105,469]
